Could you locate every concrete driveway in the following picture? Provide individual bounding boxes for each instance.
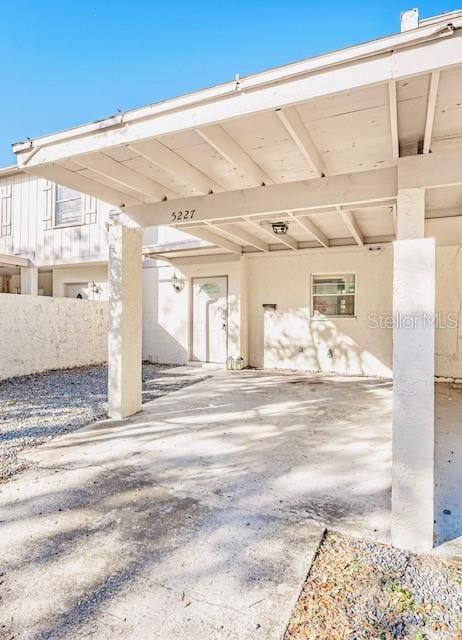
[0,369,394,639]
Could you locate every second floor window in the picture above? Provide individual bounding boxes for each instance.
[55,185,83,226]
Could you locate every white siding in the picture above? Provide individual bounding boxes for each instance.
[0,172,112,264]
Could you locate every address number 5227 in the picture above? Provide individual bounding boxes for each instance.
[170,209,196,222]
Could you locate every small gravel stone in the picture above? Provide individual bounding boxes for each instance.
[0,363,207,480]
[286,532,462,640]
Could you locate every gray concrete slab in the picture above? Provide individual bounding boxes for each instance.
[0,370,459,638]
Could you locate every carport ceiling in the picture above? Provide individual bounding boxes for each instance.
[13,11,462,255]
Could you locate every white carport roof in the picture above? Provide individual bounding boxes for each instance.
[12,10,462,257]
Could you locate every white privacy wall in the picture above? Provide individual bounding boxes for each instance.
[0,294,108,380]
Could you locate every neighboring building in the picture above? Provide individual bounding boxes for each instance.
[0,165,149,299]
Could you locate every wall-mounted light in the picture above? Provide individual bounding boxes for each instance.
[171,273,185,293]
[90,281,102,299]
[272,221,289,235]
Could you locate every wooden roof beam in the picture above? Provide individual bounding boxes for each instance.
[289,212,330,248]
[128,140,223,194]
[75,153,172,201]
[276,107,326,177]
[337,207,364,246]
[26,163,142,208]
[196,124,272,186]
[423,71,440,154]
[124,166,396,227]
[260,222,298,250]
[183,225,243,254]
[388,80,400,161]
[218,223,270,252]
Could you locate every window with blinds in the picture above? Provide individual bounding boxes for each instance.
[312,274,356,317]
[54,185,83,226]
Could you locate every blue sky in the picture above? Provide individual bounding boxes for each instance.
[1,1,460,166]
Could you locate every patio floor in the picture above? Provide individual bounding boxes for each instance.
[0,369,460,639]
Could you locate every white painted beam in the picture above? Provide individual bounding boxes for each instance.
[243,216,289,247]
[196,124,273,186]
[388,80,400,161]
[260,222,298,250]
[398,148,462,190]
[290,213,330,247]
[276,107,326,176]
[128,140,223,194]
[75,153,171,201]
[184,226,243,254]
[397,188,425,239]
[0,253,30,268]
[423,71,440,154]
[124,166,397,227]
[338,208,364,246]
[218,223,270,252]
[26,163,141,208]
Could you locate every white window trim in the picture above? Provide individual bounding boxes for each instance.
[53,184,84,228]
[311,272,357,319]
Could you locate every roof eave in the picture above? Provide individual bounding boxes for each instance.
[12,10,462,157]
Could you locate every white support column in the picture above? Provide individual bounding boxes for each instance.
[239,258,249,366]
[20,266,38,295]
[108,224,143,419]
[392,186,435,552]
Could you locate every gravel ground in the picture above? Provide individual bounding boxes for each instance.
[286,532,462,640]
[0,363,207,481]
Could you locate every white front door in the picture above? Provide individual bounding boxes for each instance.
[192,276,228,364]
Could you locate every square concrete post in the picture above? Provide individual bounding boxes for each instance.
[20,266,38,295]
[108,224,143,419]
[239,257,250,366]
[392,187,435,552]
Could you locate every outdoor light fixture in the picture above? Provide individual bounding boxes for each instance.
[171,273,185,293]
[272,221,289,235]
[89,281,102,299]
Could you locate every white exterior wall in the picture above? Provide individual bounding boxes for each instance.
[0,294,107,380]
[141,244,462,379]
[248,247,393,376]
[435,245,462,379]
[143,257,245,365]
[52,265,109,299]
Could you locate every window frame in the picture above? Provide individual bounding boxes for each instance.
[311,272,357,319]
[53,184,84,228]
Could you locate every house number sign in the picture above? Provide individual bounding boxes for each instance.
[170,209,196,222]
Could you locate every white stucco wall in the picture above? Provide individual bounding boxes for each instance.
[435,245,462,378]
[247,247,394,376]
[140,244,462,378]
[0,294,108,380]
[142,257,244,365]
